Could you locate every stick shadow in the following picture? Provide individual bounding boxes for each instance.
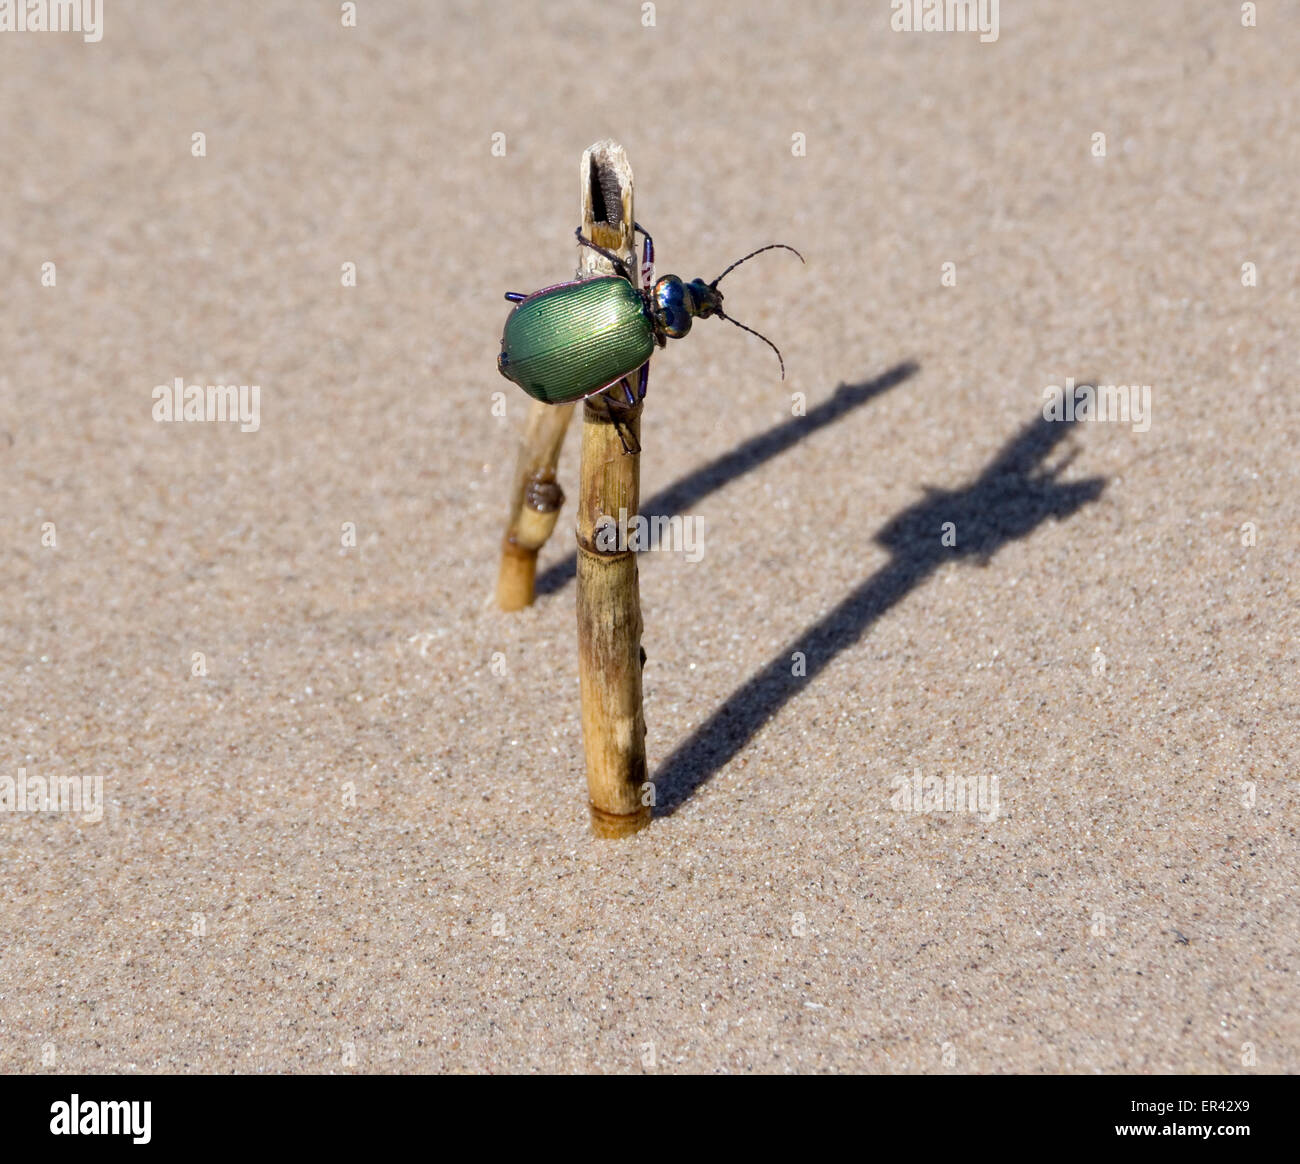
[534,361,920,597]
[653,406,1107,815]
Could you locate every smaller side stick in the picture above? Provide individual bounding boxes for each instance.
[496,403,572,611]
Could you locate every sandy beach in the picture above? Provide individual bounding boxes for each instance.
[1,1,1296,1073]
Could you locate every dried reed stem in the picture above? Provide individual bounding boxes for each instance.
[573,142,649,837]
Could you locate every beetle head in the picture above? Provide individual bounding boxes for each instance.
[651,244,804,379]
[685,278,724,318]
[651,276,725,338]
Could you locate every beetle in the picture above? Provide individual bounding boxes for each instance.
[497,223,802,449]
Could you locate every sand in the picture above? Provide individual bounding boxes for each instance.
[0,1,1296,1073]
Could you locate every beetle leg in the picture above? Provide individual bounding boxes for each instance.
[574,227,633,283]
[634,222,655,289]
[602,395,631,454]
[602,391,641,456]
[621,377,637,406]
[637,361,649,400]
[504,291,527,303]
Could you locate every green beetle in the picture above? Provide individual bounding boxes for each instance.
[497,224,803,414]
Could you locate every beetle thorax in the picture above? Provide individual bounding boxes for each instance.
[651,275,724,340]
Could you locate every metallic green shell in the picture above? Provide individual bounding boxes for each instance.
[498,276,655,404]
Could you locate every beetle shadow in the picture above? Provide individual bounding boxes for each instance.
[653,405,1107,815]
[533,360,920,597]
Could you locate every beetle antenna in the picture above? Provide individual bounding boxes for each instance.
[710,243,804,289]
[716,310,787,380]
